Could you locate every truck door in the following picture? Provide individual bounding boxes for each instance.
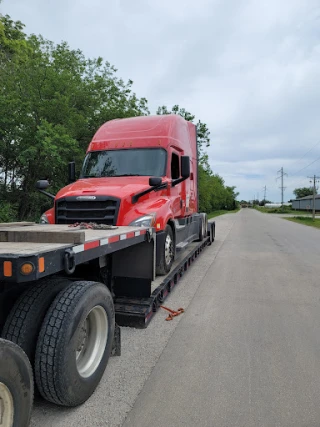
[169,149,184,218]
[188,158,196,214]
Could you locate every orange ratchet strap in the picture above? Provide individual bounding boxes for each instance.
[160,305,185,321]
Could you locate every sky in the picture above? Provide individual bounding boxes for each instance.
[2,0,320,202]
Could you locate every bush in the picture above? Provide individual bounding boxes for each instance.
[0,202,18,222]
[255,206,293,214]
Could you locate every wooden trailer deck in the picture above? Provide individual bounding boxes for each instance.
[0,224,149,256]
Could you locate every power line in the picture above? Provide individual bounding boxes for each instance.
[290,140,320,168]
[287,175,311,189]
[289,154,320,177]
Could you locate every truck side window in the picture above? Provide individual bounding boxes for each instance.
[171,153,180,179]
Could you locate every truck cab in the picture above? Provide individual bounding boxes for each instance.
[38,114,206,274]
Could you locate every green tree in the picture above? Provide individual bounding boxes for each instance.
[259,199,271,206]
[293,187,314,199]
[0,14,29,59]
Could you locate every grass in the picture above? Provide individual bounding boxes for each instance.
[284,216,320,229]
[207,208,240,219]
[254,206,312,215]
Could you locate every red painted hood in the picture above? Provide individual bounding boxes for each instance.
[55,177,152,200]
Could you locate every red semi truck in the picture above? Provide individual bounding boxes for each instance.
[37,114,208,274]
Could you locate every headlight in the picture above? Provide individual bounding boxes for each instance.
[129,214,156,228]
[39,213,49,224]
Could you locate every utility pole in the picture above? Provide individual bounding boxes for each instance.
[277,168,287,207]
[307,175,320,220]
[263,185,267,201]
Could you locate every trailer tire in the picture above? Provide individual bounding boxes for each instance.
[156,225,174,275]
[35,281,115,406]
[2,277,71,366]
[0,339,33,427]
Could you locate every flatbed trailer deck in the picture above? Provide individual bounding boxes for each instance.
[0,224,153,284]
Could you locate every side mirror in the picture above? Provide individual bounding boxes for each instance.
[181,156,190,178]
[149,177,162,187]
[36,180,50,190]
[68,161,76,183]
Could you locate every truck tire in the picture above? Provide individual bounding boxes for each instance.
[198,213,208,241]
[156,225,174,275]
[208,222,215,245]
[0,284,28,335]
[2,277,71,366]
[35,281,115,406]
[211,222,215,242]
[0,339,33,427]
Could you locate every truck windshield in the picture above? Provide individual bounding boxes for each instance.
[81,148,167,178]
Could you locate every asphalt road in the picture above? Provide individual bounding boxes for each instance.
[30,209,320,426]
[123,209,320,427]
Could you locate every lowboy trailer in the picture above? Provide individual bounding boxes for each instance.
[0,220,215,426]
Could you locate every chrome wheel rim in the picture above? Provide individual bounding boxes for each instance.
[76,305,108,378]
[0,382,14,427]
[164,234,173,266]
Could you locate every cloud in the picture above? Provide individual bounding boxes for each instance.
[2,0,320,202]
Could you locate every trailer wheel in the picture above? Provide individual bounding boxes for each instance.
[198,213,208,241]
[35,281,115,406]
[2,277,71,365]
[0,339,33,427]
[156,225,174,275]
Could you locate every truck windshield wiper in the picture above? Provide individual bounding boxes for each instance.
[113,174,141,177]
[82,174,142,178]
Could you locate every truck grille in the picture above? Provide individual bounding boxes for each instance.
[55,196,120,225]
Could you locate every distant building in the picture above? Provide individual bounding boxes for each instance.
[292,195,320,211]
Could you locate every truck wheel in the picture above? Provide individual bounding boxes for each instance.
[208,222,215,245]
[0,339,33,427]
[35,281,115,406]
[2,277,70,366]
[211,222,215,242]
[198,213,208,241]
[156,225,174,275]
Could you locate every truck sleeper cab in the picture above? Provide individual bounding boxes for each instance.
[38,114,207,275]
